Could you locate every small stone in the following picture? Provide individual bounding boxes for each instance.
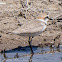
[43,39,46,42]
[28,2,31,5]
[14,53,19,58]
[52,21,56,25]
[4,22,8,24]
[59,24,62,29]
[49,0,53,2]
[54,35,60,40]
[59,2,62,6]
[18,23,22,26]
[0,35,1,37]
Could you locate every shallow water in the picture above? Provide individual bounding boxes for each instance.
[0,46,62,62]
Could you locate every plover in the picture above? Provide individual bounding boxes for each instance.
[12,13,52,54]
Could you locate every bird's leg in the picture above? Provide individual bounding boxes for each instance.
[28,37,34,54]
[3,49,7,59]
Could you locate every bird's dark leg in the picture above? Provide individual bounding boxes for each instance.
[28,37,34,54]
[3,49,7,59]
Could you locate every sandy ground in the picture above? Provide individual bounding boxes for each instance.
[0,0,62,51]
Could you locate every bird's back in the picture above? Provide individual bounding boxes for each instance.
[12,20,46,36]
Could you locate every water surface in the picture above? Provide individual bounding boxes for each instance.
[0,46,62,62]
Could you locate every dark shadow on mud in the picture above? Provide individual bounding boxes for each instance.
[2,46,38,53]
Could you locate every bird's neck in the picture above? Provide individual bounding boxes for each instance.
[38,19,48,25]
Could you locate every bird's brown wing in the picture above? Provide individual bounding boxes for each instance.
[12,20,43,36]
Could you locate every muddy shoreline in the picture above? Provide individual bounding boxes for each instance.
[0,0,62,51]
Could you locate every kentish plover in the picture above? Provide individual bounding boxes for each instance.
[12,13,52,54]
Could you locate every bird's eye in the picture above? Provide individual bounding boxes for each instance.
[46,16,49,18]
[44,16,49,20]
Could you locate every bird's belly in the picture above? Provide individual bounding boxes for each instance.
[18,31,42,37]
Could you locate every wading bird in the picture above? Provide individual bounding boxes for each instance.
[12,13,52,54]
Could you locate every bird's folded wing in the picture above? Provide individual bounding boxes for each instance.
[12,20,43,35]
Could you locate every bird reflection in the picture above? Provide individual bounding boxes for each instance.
[29,54,33,62]
[56,43,60,52]
[1,44,62,62]
[14,53,19,58]
[56,47,60,52]
[3,59,6,62]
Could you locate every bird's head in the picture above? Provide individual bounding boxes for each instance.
[37,13,52,24]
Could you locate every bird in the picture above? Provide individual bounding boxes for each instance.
[11,13,52,54]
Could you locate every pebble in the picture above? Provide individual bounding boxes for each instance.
[0,35,1,37]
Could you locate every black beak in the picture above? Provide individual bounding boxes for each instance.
[46,16,53,20]
[49,18,53,20]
